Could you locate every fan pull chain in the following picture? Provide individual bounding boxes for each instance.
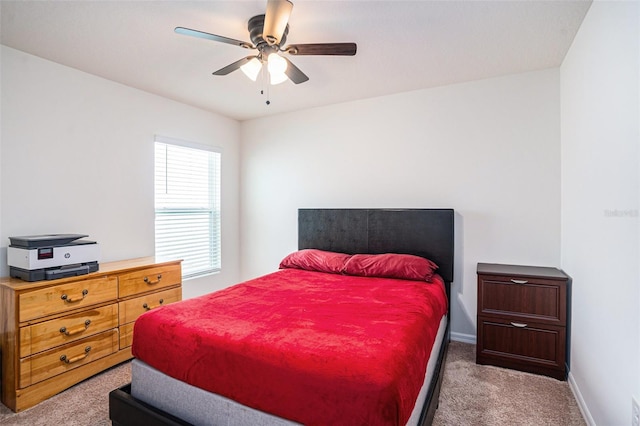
[266,82,271,105]
[265,65,271,105]
[258,63,271,105]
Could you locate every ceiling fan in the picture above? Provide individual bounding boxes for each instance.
[175,0,357,86]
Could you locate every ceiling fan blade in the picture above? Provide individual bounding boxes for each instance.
[286,43,357,56]
[175,27,254,49]
[283,57,309,84]
[263,0,293,45]
[213,56,258,76]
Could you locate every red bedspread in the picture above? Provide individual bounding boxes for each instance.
[132,269,447,426]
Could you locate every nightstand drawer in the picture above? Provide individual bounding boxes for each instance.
[477,318,566,379]
[478,276,566,325]
[19,277,118,322]
[19,303,118,357]
[118,264,181,298]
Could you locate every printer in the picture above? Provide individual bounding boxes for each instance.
[8,234,99,282]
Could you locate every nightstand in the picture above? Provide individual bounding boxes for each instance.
[476,263,570,380]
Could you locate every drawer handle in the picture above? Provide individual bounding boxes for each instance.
[143,274,163,285]
[60,346,91,364]
[60,289,89,303]
[510,322,528,328]
[510,279,528,284]
[142,299,164,311]
[60,320,91,336]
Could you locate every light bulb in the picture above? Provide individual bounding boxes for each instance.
[240,58,262,82]
[268,53,288,85]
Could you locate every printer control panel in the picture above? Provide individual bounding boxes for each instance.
[38,247,54,260]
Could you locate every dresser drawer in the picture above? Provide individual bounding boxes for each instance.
[19,276,118,322]
[19,304,118,357]
[478,275,566,325]
[118,286,182,325]
[477,317,566,378]
[19,329,119,388]
[118,264,181,298]
[119,322,135,349]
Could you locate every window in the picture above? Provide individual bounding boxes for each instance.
[154,136,221,279]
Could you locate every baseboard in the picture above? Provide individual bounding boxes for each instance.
[568,371,595,426]
[450,332,476,344]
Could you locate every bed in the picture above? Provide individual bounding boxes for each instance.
[109,208,454,426]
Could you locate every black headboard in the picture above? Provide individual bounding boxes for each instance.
[298,209,454,283]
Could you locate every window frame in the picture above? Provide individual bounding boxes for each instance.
[154,135,222,280]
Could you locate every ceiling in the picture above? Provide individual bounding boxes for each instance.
[0,0,591,121]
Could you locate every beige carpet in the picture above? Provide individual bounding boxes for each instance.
[0,362,131,426]
[0,342,585,425]
[433,342,585,426]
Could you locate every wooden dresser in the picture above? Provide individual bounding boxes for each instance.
[0,257,182,412]
[476,263,570,380]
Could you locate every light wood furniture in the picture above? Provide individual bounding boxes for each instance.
[0,257,182,412]
[476,263,570,380]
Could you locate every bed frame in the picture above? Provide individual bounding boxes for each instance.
[109,208,454,426]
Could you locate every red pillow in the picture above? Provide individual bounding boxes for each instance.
[342,253,438,281]
[279,249,352,274]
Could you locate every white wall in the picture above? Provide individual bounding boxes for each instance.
[560,1,639,424]
[0,46,242,299]
[0,44,3,272]
[240,69,562,338]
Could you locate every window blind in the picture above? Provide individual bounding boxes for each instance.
[154,137,221,279]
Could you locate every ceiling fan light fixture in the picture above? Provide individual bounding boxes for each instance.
[263,0,293,45]
[268,53,288,85]
[240,57,262,81]
[177,0,358,88]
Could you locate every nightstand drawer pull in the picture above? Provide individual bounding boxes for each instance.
[143,274,163,285]
[510,279,528,284]
[60,346,91,364]
[60,289,89,303]
[59,320,91,336]
[142,299,164,311]
[510,322,528,328]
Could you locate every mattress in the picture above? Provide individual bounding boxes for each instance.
[131,315,447,426]
[132,268,448,426]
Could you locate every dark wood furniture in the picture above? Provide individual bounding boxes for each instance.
[110,209,454,426]
[476,263,570,380]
